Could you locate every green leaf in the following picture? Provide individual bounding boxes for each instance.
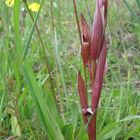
[11,116,22,137]
[123,0,137,17]
[22,0,45,60]
[14,0,22,58]
[22,61,64,140]
[62,124,74,140]
[97,123,122,140]
[136,0,140,10]
[119,115,140,122]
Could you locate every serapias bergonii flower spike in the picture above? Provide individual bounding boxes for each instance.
[78,0,108,140]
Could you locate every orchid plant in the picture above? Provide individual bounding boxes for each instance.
[77,0,108,140]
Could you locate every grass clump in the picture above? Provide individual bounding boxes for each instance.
[0,0,140,140]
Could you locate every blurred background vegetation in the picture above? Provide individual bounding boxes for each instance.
[0,0,140,140]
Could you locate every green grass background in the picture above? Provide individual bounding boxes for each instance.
[0,0,140,140]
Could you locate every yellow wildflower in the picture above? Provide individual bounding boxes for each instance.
[5,0,14,7]
[28,2,40,12]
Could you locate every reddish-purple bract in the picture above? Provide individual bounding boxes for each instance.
[77,0,108,140]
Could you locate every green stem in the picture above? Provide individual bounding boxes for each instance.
[73,0,82,46]
[23,0,58,110]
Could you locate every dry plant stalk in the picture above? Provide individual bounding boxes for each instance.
[77,0,108,140]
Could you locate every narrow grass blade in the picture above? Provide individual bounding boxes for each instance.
[123,0,137,17]
[119,115,140,122]
[14,0,22,58]
[136,0,140,10]
[0,75,5,126]
[54,30,68,106]
[97,123,122,140]
[22,0,45,60]
[22,62,64,140]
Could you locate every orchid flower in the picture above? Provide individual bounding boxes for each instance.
[78,0,108,140]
